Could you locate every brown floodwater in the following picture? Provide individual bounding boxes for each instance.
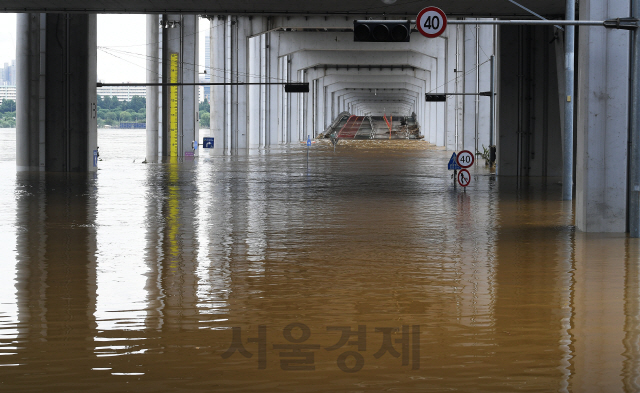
[0,129,639,392]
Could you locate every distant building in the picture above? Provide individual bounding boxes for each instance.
[97,85,146,102]
[1,61,16,86]
[0,85,16,104]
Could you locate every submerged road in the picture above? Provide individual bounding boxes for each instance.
[0,129,637,391]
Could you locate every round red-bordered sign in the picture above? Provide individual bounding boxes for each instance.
[456,150,475,168]
[457,169,471,187]
[416,7,447,38]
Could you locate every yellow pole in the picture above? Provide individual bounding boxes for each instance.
[169,53,179,157]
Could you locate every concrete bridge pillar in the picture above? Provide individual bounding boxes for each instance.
[160,14,199,158]
[206,16,253,151]
[498,25,563,178]
[210,15,228,153]
[16,13,97,172]
[248,17,268,149]
[146,14,160,163]
[266,31,280,146]
[231,16,250,151]
[576,0,631,232]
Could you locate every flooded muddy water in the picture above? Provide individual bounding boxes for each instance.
[0,129,639,392]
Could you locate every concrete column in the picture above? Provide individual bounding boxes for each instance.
[477,22,494,153]
[146,14,160,163]
[161,14,199,158]
[463,22,479,153]
[435,38,447,147]
[445,24,457,150]
[45,14,97,172]
[225,16,232,151]
[576,0,630,232]
[498,25,528,177]
[17,13,97,172]
[248,34,260,149]
[267,32,280,146]
[230,16,249,151]
[278,55,287,143]
[248,18,267,150]
[260,33,267,147]
[317,75,326,133]
[304,70,315,139]
[210,16,226,153]
[16,14,45,171]
[181,15,199,156]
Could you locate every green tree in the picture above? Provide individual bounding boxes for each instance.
[101,95,113,110]
[199,98,210,113]
[128,96,146,112]
[119,111,132,122]
[200,112,210,128]
[0,99,16,113]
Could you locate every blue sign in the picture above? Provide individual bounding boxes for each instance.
[203,137,215,149]
[307,136,312,147]
[448,152,461,170]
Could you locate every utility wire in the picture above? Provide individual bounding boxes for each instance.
[98,46,287,82]
[427,58,491,94]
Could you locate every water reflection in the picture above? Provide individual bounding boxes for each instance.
[572,233,632,392]
[2,129,640,391]
[12,172,98,386]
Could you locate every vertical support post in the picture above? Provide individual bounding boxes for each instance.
[630,0,640,236]
[211,16,226,153]
[489,55,495,148]
[146,14,159,163]
[563,0,575,201]
[16,13,42,171]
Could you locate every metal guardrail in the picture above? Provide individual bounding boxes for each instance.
[323,111,350,136]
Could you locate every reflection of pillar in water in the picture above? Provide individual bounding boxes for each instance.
[14,173,97,377]
[571,234,626,391]
[195,160,231,320]
[144,167,165,331]
[494,179,568,386]
[557,219,574,392]
[159,161,200,330]
[623,240,640,391]
[452,187,497,329]
[246,157,267,270]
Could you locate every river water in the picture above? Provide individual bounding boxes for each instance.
[0,128,639,392]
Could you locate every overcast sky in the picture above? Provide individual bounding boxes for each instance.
[0,13,207,83]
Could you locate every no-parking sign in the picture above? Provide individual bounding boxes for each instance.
[416,7,447,38]
[457,169,471,187]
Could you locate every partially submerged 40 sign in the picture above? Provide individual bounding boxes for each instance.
[417,7,447,38]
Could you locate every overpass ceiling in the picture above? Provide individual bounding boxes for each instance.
[1,0,564,18]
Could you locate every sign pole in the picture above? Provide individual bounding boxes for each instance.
[307,135,311,170]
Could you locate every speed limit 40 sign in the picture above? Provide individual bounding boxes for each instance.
[416,7,447,38]
[456,150,474,168]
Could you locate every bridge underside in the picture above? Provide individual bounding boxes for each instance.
[0,0,564,18]
[10,0,638,233]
